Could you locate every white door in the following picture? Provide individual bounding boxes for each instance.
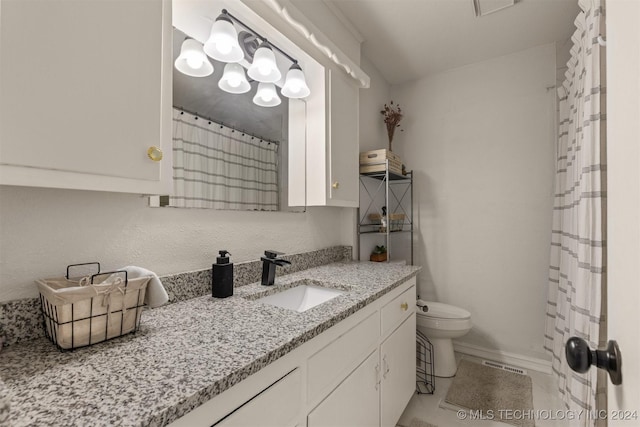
[380,314,417,427]
[307,349,380,427]
[0,0,172,194]
[606,0,640,423]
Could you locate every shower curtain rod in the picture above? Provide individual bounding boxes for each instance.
[174,106,279,145]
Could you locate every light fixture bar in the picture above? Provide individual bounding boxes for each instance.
[222,9,297,65]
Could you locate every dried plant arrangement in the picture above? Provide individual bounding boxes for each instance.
[380,101,403,151]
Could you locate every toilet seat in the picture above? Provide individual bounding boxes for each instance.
[418,301,471,320]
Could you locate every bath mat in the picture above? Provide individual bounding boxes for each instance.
[444,359,535,427]
[397,418,438,427]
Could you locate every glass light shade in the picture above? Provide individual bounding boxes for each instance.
[253,82,281,107]
[203,14,244,63]
[218,63,251,94]
[174,39,214,77]
[281,63,310,98]
[247,42,281,83]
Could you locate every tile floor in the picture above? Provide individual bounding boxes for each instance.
[398,354,568,427]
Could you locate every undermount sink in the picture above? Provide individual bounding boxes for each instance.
[255,282,345,313]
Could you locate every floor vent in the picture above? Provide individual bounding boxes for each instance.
[482,360,527,375]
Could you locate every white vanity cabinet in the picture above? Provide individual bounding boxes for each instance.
[308,282,416,427]
[306,68,360,208]
[0,0,173,195]
[169,277,416,427]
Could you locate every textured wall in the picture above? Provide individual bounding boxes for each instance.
[0,186,351,301]
[359,57,390,153]
[391,44,556,360]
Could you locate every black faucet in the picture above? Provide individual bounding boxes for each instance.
[261,250,292,286]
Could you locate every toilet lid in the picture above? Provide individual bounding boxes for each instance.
[418,301,471,320]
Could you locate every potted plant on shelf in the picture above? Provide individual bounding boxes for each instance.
[370,245,388,262]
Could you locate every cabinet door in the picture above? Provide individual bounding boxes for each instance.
[0,0,172,194]
[327,68,359,207]
[308,349,379,427]
[307,311,379,404]
[216,369,301,427]
[380,313,416,427]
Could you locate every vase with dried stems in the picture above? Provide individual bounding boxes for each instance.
[381,101,403,152]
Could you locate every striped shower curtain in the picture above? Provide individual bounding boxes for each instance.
[170,109,279,210]
[544,0,606,423]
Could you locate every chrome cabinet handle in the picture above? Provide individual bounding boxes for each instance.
[566,337,622,385]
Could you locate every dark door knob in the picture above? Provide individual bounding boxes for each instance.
[566,337,622,385]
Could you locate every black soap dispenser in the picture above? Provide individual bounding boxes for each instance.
[212,250,233,298]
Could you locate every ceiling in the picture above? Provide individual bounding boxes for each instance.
[326,0,579,85]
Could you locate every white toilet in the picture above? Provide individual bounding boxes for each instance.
[416,302,472,377]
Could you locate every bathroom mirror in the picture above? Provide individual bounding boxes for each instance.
[151,0,311,212]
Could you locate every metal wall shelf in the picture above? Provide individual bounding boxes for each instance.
[359,229,413,235]
[360,170,410,181]
[358,159,414,264]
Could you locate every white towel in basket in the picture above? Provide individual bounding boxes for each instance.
[110,266,169,308]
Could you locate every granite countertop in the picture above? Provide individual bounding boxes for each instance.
[0,261,420,427]
[0,378,9,425]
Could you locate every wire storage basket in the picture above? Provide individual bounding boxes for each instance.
[37,262,150,350]
[416,329,435,394]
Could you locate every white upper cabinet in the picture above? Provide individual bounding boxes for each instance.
[326,68,360,207]
[305,67,360,208]
[253,0,366,208]
[0,0,173,194]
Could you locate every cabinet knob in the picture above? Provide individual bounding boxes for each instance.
[400,302,408,311]
[332,181,340,189]
[147,146,163,162]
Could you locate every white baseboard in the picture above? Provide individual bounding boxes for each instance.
[453,341,552,374]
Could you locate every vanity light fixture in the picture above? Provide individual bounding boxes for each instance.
[213,9,310,101]
[253,82,281,107]
[174,38,214,77]
[175,8,311,104]
[203,11,244,63]
[281,61,311,99]
[247,41,281,83]
[218,63,251,94]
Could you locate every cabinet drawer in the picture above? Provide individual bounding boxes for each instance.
[381,279,416,338]
[307,311,379,403]
[216,369,301,427]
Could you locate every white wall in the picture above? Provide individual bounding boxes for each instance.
[0,186,350,301]
[391,44,556,360]
[359,56,390,153]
